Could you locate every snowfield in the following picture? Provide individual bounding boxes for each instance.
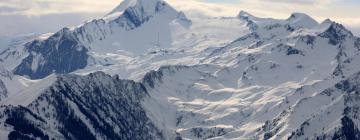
[0,0,359,139]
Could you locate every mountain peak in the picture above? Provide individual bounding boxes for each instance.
[237,10,260,31]
[317,18,354,45]
[322,18,333,24]
[107,0,138,15]
[106,0,170,18]
[237,10,256,19]
[103,0,182,26]
[288,12,313,21]
[287,12,318,29]
[103,0,180,28]
[319,19,351,34]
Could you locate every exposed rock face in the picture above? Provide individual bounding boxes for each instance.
[0,72,163,140]
[13,28,89,79]
[12,0,185,80]
[2,0,360,139]
[0,79,7,101]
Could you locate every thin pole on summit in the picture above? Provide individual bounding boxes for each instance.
[157,32,160,47]
[155,32,160,48]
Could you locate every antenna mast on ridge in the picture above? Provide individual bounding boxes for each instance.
[155,32,161,48]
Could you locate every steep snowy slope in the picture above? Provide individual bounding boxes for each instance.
[74,17,249,80]
[0,34,44,71]
[262,71,360,140]
[0,0,360,139]
[131,10,360,140]
[7,0,190,79]
[0,0,250,80]
[0,0,249,111]
[0,72,163,140]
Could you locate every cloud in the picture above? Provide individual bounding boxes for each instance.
[0,5,26,13]
[0,12,102,37]
[257,0,335,5]
[0,0,241,17]
[167,0,240,18]
[260,0,315,4]
[0,0,120,16]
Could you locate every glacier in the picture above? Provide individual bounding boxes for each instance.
[0,0,359,139]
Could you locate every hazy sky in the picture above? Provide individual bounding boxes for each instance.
[0,0,359,36]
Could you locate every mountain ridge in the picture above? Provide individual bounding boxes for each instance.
[0,0,360,139]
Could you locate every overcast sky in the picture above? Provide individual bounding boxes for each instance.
[0,0,359,36]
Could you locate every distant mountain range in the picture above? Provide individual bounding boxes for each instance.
[0,0,359,139]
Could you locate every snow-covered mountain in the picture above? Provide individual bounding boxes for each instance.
[0,0,360,139]
[0,72,163,140]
